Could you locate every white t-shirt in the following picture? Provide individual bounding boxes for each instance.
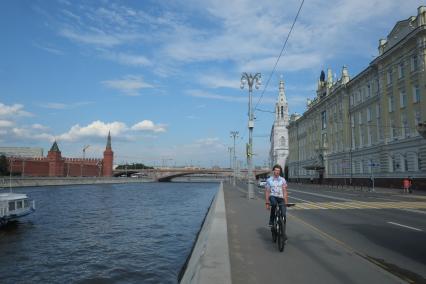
[266,176,287,198]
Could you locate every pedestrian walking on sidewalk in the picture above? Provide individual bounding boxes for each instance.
[408,176,413,193]
[265,164,288,227]
[403,177,412,194]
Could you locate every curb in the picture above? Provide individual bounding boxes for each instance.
[180,182,231,284]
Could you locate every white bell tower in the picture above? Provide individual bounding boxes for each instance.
[269,78,289,170]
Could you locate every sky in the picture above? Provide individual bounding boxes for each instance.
[0,0,423,168]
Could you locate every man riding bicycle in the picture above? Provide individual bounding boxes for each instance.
[265,164,288,228]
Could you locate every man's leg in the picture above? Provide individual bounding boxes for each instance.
[269,196,277,226]
[278,197,286,217]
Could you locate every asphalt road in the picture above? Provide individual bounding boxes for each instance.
[225,181,426,284]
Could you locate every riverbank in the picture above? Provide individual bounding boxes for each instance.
[0,177,153,188]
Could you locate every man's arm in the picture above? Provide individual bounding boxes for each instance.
[283,183,288,204]
[265,185,270,210]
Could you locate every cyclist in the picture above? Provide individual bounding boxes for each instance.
[265,164,288,227]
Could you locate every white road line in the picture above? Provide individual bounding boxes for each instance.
[387,221,423,232]
[290,188,355,202]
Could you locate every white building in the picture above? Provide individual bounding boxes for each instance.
[269,79,289,170]
[0,147,44,158]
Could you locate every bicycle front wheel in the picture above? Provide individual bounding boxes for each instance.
[277,219,285,252]
[271,220,277,243]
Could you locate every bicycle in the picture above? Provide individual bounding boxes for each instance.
[271,203,295,252]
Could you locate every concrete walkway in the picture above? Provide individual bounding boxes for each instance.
[223,182,404,284]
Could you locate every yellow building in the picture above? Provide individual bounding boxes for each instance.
[287,6,426,188]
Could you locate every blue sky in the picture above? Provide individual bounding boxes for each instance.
[0,0,422,167]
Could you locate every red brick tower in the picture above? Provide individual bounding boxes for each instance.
[102,131,114,177]
[47,141,64,177]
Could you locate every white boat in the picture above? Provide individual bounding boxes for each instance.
[0,192,35,226]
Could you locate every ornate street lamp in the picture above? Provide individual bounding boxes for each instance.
[240,72,261,199]
[230,131,239,187]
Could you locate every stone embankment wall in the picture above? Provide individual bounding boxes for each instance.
[179,182,231,284]
[0,177,152,188]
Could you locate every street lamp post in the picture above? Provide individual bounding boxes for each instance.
[230,131,239,186]
[241,72,261,199]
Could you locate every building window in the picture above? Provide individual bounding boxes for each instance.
[400,90,407,108]
[367,126,372,146]
[387,69,392,85]
[391,155,400,172]
[367,84,371,97]
[415,110,421,126]
[398,62,404,79]
[377,118,383,140]
[321,111,327,130]
[411,54,418,71]
[281,106,284,118]
[401,113,409,138]
[403,155,408,172]
[388,95,394,112]
[367,107,372,121]
[390,117,396,139]
[376,103,381,118]
[412,85,420,103]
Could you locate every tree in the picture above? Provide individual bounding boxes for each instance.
[0,155,9,176]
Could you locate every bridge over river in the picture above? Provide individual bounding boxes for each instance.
[113,168,270,182]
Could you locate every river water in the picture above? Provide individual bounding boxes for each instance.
[0,182,218,283]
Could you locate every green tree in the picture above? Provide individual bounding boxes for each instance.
[0,155,9,176]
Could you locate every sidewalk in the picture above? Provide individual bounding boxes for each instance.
[223,182,404,284]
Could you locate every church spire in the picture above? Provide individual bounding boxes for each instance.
[106,131,111,150]
[276,77,288,121]
[278,79,287,104]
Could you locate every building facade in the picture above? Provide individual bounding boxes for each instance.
[287,6,426,188]
[7,133,114,177]
[269,79,290,171]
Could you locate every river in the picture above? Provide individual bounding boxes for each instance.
[0,182,218,283]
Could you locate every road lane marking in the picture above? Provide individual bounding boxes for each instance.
[387,222,423,232]
[290,196,327,209]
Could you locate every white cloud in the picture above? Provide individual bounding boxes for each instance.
[33,42,64,55]
[58,120,128,141]
[0,103,32,117]
[10,127,54,142]
[44,103,67,109]
[32,123,50,131]
[0,120,14,128]
[198,74,240,89]
[41,101,93,110]
[131,120,167,133]
[102,75,154,96]
[102,51,152,67]
[59,28,125,47]
[186,90,246,103]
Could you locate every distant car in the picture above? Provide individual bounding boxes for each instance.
[258,180,267,187]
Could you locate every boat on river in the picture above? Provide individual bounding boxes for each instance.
[0,192,35,226]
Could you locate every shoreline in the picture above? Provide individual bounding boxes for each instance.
[0,177,153,189]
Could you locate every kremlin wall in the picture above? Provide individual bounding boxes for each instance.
[8,133,113,178]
